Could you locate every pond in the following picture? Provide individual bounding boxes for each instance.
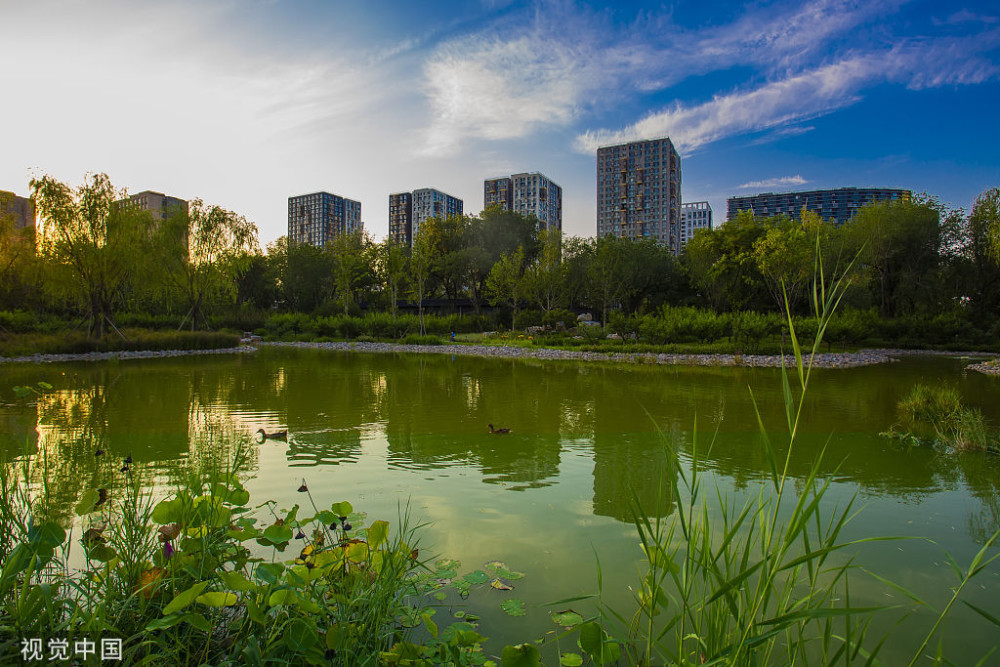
[2,348,999,662]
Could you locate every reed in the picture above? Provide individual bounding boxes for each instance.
[552,244,1000,666]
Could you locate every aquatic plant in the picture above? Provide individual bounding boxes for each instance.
[521,246,1000,666]
[0,440,498,665]
[894,383,995,452]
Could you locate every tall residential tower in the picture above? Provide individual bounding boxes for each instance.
[288,191,362,246]
[389,188,463,246]
[596,137,681,252]
[484,172,562,232]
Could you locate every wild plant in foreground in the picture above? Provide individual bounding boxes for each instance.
[554,247,1000,666]
[0,439,496,666]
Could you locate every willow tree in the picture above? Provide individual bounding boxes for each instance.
[155,199,258,330]
[31,173,150,337]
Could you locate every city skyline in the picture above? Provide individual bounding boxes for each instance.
[2,0,998,245]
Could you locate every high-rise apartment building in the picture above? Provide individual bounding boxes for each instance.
[288,191,362,246]
[596,137,681,252]
[484,172,562,232]
[128,190,188,222]
[484,177,513,211]
[680,201,712,247]
[389,188,463,245]
[388,192,412,245]
[726,187,911,225]
[0,190,34,233]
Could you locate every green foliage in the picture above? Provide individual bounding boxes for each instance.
[0,441,504,665]
[0,330,240,357]
[893,383,996,452]
[400,334,444,345]
[486,245,527,330]
[151,198,260,331]
[548,244,1000,665]
[30,173,154,338]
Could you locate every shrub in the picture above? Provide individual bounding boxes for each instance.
[400,334,442,345]
[0,330,240,357]
[513,309,543,329]
[542,309,576,329]
[730,311,779,354]
[263,313,311,338]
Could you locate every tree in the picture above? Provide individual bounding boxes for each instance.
[155,198,259,329]
[422,215,469,306]
[465,206,540,312]
[970,187,1000,266]
[752,211,828,313]
[961,187,1000,322]
[270,237,335,312]
[376,239,409,317]
[683,211,770,312]
[330,230,375,315]
[523,229,566,314]
[235,252,278,311]
[845,199,942,317]
[31,173,150,337]
[588,235,627,323]
[410,227,435,335]
[485,245,526,330]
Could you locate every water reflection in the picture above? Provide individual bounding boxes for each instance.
[0,351,998,541]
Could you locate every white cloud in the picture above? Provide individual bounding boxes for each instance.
[575,57,872,154]
[738,175,808,189]
[417,0,914,156]
[575,30,1000,155]
[936,9,999,25]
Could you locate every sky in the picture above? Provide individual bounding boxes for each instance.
[3,0,999,245]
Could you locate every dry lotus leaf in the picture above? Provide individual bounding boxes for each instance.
[158,523,181,542]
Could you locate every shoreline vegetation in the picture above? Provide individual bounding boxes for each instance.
[3,255,999,665]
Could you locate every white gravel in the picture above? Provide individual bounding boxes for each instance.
[1,340,995,372]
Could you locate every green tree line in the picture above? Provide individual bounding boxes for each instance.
[2,173,999,340]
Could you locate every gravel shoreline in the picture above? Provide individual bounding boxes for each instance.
[1,341,995,371]
[0,346,254,365]
[263,341,997,370]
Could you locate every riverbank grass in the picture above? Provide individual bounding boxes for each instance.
[0,329,240,357]
[894,383,996,452]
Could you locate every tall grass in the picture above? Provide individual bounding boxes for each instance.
[895,383,995,452]
[552,247,1000,666]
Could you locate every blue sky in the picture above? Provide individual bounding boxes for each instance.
[3,0,999,244]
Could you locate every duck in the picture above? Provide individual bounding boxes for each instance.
[488,424,511,434]
[256,428,288,442]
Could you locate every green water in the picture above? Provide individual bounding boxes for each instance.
[2,348,999,662]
